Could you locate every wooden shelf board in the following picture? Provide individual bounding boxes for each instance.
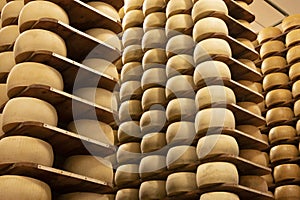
[0,43,13,53]
[0,72,8,83]
[224,0,255,23]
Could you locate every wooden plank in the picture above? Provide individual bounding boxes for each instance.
[223,0,255,23]
[0,162,114,194]
[0,43,13,53]
[269,178,300,190]
[270,156,300,168]
[0,122,116,157]
[270,136,299,147]
[80,0,123,10]
[0,72,8,83]
[1,17,18,27]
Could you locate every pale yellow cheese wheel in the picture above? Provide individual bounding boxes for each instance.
[166,98,196,122]
[269,126,297,144]
[0,25,19,47]
[293,80,300,99]
[122,45,143,64]
[263,72,289,92]
[0,84,8,106]
[1,1,23,27]
[294,99,300,116]
[195,108,235,134]
[239,149,268,166]
[122,10,144,30]
[166,121,196,145]
[287,45,300,64]
[63,155,113,184]
[289,62,300,81]
[261,173,274,187]
[237,80,260,93]
[197,135,239,159]
[166,172,197,196]
[261,56,287,75]
[238,59,257,71]
[239,176,268,192]
[120,81,142,102]
[286,29,300,47]
[166,75,195,99]
[0,136,54,166]
[192,0,228,22]
[118,100,142,122]
[120,62,143,83]
[117,142,141,164]
[269,144,299,163]
[200,192,239,200]
[141,132,166,153]
[260,40,285,59]
[141,68,167,90]
[87,2,120,22]
[165,14,193,38]
[142,0,165,16]
[116,189,139,200]
[237,101,261,116]
[236,125,263,140]
[196,162,239,187]
[0,114,4,137]
[194,38,232,64]
[122,27,143,47]
[139,155,167,179]
[166,54,194,78]
[115,164,139,187]
[118,121,141,143]
[257,27,282,44]
[297,120,300,136]
[274,164,300,183]
[140,110,166,134]
[142,28,167,51]
[0,51,15,73]
[2,97,58,132]
[167,145,197,170]
[237,38,255,50]
[0,175,51,200]
[142,48,167,71]
[119,7,125,20]
[282,14,300,32]
[166,34,195,58]
[142,87,166,111]
[58,193,114,200]
[166,0,193,18]
[266,107,294,126]
[143,12,166,32]
[274,185,300,200]
[124,0,144,13]
[139,181,166,199]
[18,1,69,32]
[6,62,64,97]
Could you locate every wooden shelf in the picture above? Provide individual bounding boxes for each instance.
[0,162,114,194]
[0,43,13,53]
[18,18,121,63]
[270,156,300,168]
[1,17,18,27]
[0,122,116,157]
[269,178,300,190]
[224,0,255,23]
[0,72,8,83]
[80,0,123,10]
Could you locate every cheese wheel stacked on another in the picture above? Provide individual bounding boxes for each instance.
[266,107,294,126]
[139,155,167,179]
[166,121,196,145]
[289,62,300,81]
[142,87,166,111]
[166,34,195,58]
[1,1,23,27]
[261,56,286,76]
[122,27,143,47]
[269,144,299,163]
[0,25,19,47]
[123,0,144,13]
[166,172,197,196]
[165,14,193,38]
[265,89,292,108]
[122,45,143,64]
[263,72,289,92]
[167,145,197,170]
[115,164,139,187]
[239,176,268,192]
[236,125,263,140]
[166,75,195,100]
[121,62,143,83]
[166,98,196,123]
[141,132,166,153]
[120,81,142,102]
[116,189,139,200]
[122,10,144,30]
[142,29,167,51]
[117,142,141,164]
[274,185,300,200]
[287,45,300,64]
[239,149,268,166]
[282,14,300,32]
[140,110,167,134]
[166,0,193,18]
[141,68,167,90]
[143,12,166,32]
[0,51,15,73]
[257,27,282,44]
[237,101,261,116]
[269,125,297,144]
[274,164,300,183]
[142,0,165,16]
[200,192,240,200]
[118,121,141,144]
[139,180,166,199]
[87,2,120,22]
[57,193,114,200]
[118,100,143,122]
[0,84,8,106]
[142,48,167,71]
[260,40,285,59]
[192,0,228,22]
[166,54,194,78]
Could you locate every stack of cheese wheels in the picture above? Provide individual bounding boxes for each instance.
[257,27,282,45]
[0,25,19,48]
[57,193,115,200]
[116,188,139,200]
[139,180,166,199]
[115,164,140,187]
[0,51,15,74]
[260,40,285,59]
[1,0,23,27]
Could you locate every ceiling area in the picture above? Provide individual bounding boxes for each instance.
[249,0,300,32]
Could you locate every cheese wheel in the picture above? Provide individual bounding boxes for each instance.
[282,14,300,32]
[116,189,139,200]
[142,87,166,111]
[166,75,195,100]
[6,62,64,97]
[119,100,142,122]
[238,59,257,71]
[237,38,255,50]
[0,114,4,137]
[14,29,67,63]
[121,62,143,83]
[293,80,300,99]
[239,149,268,166]
[0,175,51,200]
[274,164,300,183]
[165,14,193,38]
[239,176,268,192]
[120,81,142,102]
[257,27,282,44]
[193,17,228,42]
[166,34,194,58]
[142,29,167,51]
[200,192,239,200]
[238,19,252,29]
[197,135,239,159]
[237,101,261,116]
[141,132,166,153]
[0,51,15,73]
[118,121,141,144]
[122,45,143,64]
[122,27,143,47]
[58,193,114,200]
[2,97,58,132]
[115,164,139,187]
[286,29,300,48]
[67,119,114,145]
[0,136,54,166]
[0,0,6,14]
[269,144,299,163]
[142,48,167,71]
[269,126,297,144]
[117,142,141,164]
[0,25,19,47]
[196,86,236,109]
[263,72,289,92]
[237,80,258,93]
[119,7,125,19]
[142,0,165,16]
[266,107,294,126]
[166,121,196,145]
[1,1,23,27]
[0,84,8,106]
[236,125,263,140]
[166,98,196,122]
[18,1,69,32]
[166,0,193,18]
[194,38,232,64]
[87,2,120,22]
[85,28,121,52]
[274,185,300,200]
[287,45,300,64]
[63,155,113,184]
[124,0,143,13]
[196,162,239,187]
[141,68,167,90]
[143,12,166,32]
[294,99,300,116]
[194,61,231,87]
[261,173,274,187]
[167,145,197,170]
[265,89,292,108]
[166,54,194,78]
[289,62,300,81]
[192,0,228,22]
[166,172,197,196]
[260,40,285,59]
[139,155,167,179]
[122,10,144,30]
[195,108,235,134]
[139,181,166,199]
[140,110,167,134]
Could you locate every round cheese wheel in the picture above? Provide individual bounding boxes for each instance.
[293,80,300,99]
[124,0,143,13]
[237,80,259,93]
[269,125,297,144]
[122,10,144,30]
[166,172,197,196]
[142,87,166,111]
[274,164,300,183]
[0,0,6,14]
[115,164,139,187]
[87,2,120,22]
[289,62,300,81]
[274,185,300,200]
[0,51,15,73]
[167,145,197,170]
[2,97,58,132]
[140,110,167,134]
[192,0,228,23]
[119,7,125,19]
[120,81,142,102]
[143,12,166,32]
[166,121,196,145]
[196,162,239,187]
[119,100,142,122]
[142,0,165,16]
[139,155,167,179]
[141,68,167,90]
[294,99,300,116]
[166,54,194,78]
[122,45,143,64]
[238,59,257,71]
[0,175,51,200]
[118,121,141,143]
[14,29,67,63]
[142,48,167,71]
[0,25,19,47]
[120,62,143,83]
[263,72,289,92]
[239,176,268,192]
[18,1,69,32]
[257,27,282,44]
[67,119,114,145]
[239,149,268,166]
[194,38,232,64]
[58,193,114,200]
[286,29,300,48]
[200,192,239,200]
[63,155,113,184]
[194,61,231,87]
[236,125,263,140]
[116,189,139,200]
[139,181,166,199]
[166,34,194,58]
[166,98,196,122]
[265,89,292,108]
[195,108,235,134]
[261,173,274,187]
[195,85,236,109]
[142,29,167,51]
[260,40,285,59]
[166,0,193,18]
[165,14,193,38]
[117,142,141,164]
[238,19,252,29]
[282,14,300,32]
[0,84,8,106]
[237,38,255,51]
[166,75,195,100]
[141,132,166,153]
[287,45,300,64]
[266,107,294,126]
[269,144,299,163]
[1,1,23,27]
[237,101,261,116]
[122,27,143,48]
